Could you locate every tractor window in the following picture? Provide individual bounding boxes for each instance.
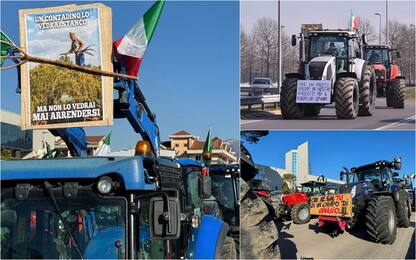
[364,48,389,67]
[356,168,392,184]
[1,190,126,259]
[211,174,237,225]
[309,35,347,60]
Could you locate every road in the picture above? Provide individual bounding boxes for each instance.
[275,213,415,259]
[241,98,415,130]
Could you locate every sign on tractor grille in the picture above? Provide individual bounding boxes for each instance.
[296,80,331,104]
[310,193,352,218]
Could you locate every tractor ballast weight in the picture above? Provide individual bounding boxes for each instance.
[282,27,377,119]
[363,45,406,108]
[316,157,411,244]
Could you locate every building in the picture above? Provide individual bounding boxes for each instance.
[1,110,55,159]
[168,130,237,164]
[54,135,106,157]
[283,141,343,186]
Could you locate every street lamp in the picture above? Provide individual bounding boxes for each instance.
[279,25,286,91]
[385,0,389,44]
[374,12,382,44]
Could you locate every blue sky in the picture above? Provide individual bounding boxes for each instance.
[1,1,239,150]
[242,131,416,181]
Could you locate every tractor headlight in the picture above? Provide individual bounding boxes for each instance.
[351,185,357,198]
[97,176,114,194]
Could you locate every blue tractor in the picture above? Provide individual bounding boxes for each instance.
[1,44,234,259]
[320,157,412,244]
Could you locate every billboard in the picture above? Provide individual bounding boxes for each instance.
[18,3,113,130]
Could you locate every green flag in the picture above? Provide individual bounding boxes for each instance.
[202,128,213,165]
[45,142,53,159]
[1,30,14,66]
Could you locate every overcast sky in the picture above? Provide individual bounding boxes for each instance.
[241,0,415,36]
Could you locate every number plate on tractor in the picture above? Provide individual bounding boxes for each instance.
[310,194,352,218]
[296,80,331,104]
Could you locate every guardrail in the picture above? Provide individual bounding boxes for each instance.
[241,95,280,110]
[240,87,279,96]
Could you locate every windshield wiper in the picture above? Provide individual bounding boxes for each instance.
[44,181,84,259]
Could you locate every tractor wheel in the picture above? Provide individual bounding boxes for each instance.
[358,65,376,116]
[386,89,393,107]
[397,190,411,228]
[291,203,310,224]
[334,77,359,119]
[281,78,304,119]
[390,78,405,109]
[240,180,280,259]
[365,196,397,244]
[219,236,237,259]
[304,104,321,117]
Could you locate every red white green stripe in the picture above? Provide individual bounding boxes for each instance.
[349,10,358,31]
[116,0,165,59]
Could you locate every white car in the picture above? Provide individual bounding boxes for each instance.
[251,78,273,88]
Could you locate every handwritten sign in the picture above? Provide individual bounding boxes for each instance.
[296,80,331,104]
[19,3,113,130]
[310,193,352,218]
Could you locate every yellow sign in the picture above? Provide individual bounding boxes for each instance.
[310,193,352,218]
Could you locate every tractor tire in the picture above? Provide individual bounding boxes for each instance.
[219,236,237,259]
[240,180,280,259]
[304,104,321,117]
[365,196,397,244]
[281,78,304,119]
[334,77,359,119]
[390,78,405,108]
[397,190,411,228]
[358,65,376,116]
[386,89,393,107]
[290,203,310,224]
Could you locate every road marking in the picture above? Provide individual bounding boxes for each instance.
[376,115,416,130]
[240,119,264,125]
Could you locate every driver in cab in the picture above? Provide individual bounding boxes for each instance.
[326,42,339,56]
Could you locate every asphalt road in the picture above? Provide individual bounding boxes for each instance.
[275,213,415,259]
[241,98,415,130]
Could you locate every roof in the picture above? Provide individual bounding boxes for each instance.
[364,45,391,49]
[209,164,239,175]
[86,135,105,143]
[189,137,224,150]
[171,130,192,136]
[307,30,357,36]
[1,156,160,191]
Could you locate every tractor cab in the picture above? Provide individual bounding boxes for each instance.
[299,180,327,196]
[363,45,401,80]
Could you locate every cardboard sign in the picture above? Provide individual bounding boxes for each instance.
[310,193,352,218]
[296,80,331,104]
[19,3,113,130]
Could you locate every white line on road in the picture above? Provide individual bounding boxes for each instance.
[376,115,416,130]
[240,119,264,125]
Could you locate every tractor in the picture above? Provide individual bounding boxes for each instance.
[282,24,376,119]
[207,164,240,256]
[277,176,327,224]
[363,45,406,108]
[315,157,411,244]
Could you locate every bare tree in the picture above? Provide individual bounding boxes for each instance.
[358,16,377,44]
[252,17,279,79]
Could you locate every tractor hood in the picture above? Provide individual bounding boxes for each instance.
[307,56,335,80]
[338,181,373,200]
[372,63,386,72]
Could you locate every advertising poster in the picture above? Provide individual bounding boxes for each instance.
[19,3,112,129]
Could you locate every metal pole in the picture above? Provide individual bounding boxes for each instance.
[280,25,286,90]
[277,0,281,89]
[385,0,388,44]
[375,12,382,44]
[410,24,415,84]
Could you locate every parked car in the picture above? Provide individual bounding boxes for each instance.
[251,77,273,88]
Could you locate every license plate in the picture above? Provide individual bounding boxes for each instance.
[296,80,331,104]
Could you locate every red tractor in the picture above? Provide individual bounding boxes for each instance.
[363,45,406,108]
[277,177,327,224]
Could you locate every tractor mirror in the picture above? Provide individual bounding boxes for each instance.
[362,34,368,45]
[149,196,181,240]
[393,157,402,170]
[291,35,297,46]
[396,51,401,58]
[201,175,212,199]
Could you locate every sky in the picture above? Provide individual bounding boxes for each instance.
[0,0,240,150]
[241,0,415,37]
[242,130,416,181]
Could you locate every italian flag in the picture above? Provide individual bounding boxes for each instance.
[113,0,165,77]
[95,132,112,156]
[349,10,358,31]
[1,30,14,66]
[202,128,213,165]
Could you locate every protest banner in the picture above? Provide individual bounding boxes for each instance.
[18,3,113,129]
[310,193,353,218]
